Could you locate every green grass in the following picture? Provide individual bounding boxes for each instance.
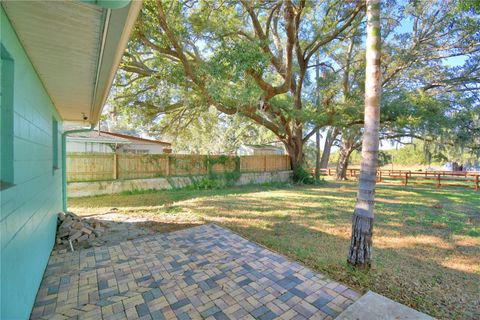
[69,181,480,319]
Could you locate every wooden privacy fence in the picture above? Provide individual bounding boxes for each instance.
[317,168,480,192]
[67,153,290,182]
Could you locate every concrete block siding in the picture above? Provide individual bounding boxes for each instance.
[1,7,63,319]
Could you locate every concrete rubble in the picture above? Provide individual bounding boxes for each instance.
[55,212,105,253]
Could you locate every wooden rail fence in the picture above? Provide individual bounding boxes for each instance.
[316,168,479,192]
[67,153,290,182]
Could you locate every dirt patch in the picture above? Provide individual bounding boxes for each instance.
[53,212,154,254]
[52,211,202,255]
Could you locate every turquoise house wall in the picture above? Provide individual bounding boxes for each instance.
[1,7,63,319]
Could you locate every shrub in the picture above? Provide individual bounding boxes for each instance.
[191,177,226,190]
[292,166,316,184]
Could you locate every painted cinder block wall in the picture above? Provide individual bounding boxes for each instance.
[1,8,63,319]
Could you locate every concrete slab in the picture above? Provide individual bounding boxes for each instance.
[335,291,435,320]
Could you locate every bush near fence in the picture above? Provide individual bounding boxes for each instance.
[67,153,291,182]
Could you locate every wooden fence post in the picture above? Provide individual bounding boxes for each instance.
[379,171,382,182]
[205,156,210,175]
[404,173,408,186]
[113,153,118,180]
[264,155,267,172]
[437,174,441,188]
[476,175,479,192]
[166,155,170,176]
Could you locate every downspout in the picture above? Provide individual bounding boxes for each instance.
[61,125,95,212]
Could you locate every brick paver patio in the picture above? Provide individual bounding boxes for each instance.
[31,224,361,319]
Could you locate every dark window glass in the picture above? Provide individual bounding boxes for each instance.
[1,44,14,189]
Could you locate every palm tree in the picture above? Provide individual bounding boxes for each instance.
[347,0,381,268]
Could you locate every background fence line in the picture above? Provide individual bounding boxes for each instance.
[316,168,480,192]
[67,153,291,182]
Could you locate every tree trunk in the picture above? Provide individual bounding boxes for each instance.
[284,137,304,172]
[336,131,360,180]
[315,57,321,181]
[336,35,356,181]
[315,129,321,181]
[335,145,354,180]
[347,0,381,268]
[320,127,338,169]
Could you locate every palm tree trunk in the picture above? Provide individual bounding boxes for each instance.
[347,0,381,268]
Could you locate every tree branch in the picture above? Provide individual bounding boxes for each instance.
[305,3,364,63]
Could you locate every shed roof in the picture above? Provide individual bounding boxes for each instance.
[102,131,172,146]
[242,144,284,150]
[67,130,171,146]
[67,130,131,144]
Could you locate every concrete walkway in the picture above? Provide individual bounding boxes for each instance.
[336,291,435,320]
[31,224,360,319]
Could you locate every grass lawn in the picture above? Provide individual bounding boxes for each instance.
[70,181,480,319]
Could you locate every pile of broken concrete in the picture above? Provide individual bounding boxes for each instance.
[56,212,105,252]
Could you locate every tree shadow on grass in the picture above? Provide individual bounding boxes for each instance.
[71,181,479,242]
[59,200,479,320]
[298,184,479,237]
[218,221,480,320]
[323,179,480,206]
[61,181,480,319]
[68,183,294,212]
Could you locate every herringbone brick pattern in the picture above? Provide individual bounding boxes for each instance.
[31,224,360,319]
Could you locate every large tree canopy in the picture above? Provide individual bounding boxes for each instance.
[114,0,364,168]
[113,0,479,171]
[310,1,480,177]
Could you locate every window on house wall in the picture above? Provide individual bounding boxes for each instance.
[52,118,59,170]
[1,44,14,190]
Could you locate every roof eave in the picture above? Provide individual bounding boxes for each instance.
[89,0,142,125]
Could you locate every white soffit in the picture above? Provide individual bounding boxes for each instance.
[2,0,142,124]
